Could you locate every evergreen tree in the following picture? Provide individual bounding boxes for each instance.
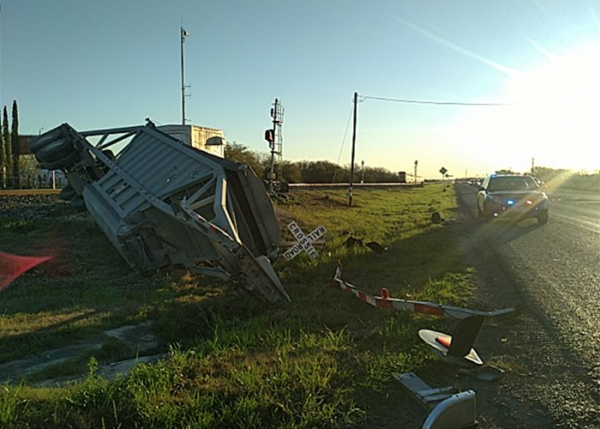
[0,111,5,188]
[3,106,13,187]
[11,101,20,188]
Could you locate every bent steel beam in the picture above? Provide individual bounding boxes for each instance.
[396,373,478,429]
[31,123,290,303]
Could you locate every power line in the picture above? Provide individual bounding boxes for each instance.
[336,105,354,164]
[361,95,521,106]
[332,105,354,184]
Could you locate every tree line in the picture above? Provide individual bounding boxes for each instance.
[0,104,400,191]
[224,141,600,190]
[224,141,401,184]
[533,166,600,193]
[0,101,20,189]
[9,107,594,190]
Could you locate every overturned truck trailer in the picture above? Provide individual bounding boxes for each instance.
[30,122,291,303]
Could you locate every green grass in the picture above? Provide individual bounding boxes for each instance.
[0,184,475,428]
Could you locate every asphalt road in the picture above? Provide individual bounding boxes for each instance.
[455,183,600,427]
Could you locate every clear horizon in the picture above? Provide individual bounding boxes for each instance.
[1,1,599,178]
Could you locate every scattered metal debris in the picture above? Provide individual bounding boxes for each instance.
[419,322,505,380]
[396,372,477,429]
[419,317,485,368]
[344,236,363,248]
[332,261,520,426]
[431,212,444,224]
[343,237,388,254]
[459,365,505,382]
[365,241,388,255]
[30,123,290,303]
[430,211,460,225]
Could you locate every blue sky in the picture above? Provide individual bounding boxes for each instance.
[1,0,599,178]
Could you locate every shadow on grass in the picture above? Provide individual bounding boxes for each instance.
[3,218,465,361]
[271,222,470,340]
[0,188,489,428]
[0,188,469,388]
[0,213,258,365]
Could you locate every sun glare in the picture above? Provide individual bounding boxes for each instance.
[508,43,600,170]
[453,42,600,173]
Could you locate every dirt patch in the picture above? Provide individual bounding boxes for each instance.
[0,194,70,219]
[283,190,349,209]
[0,322,163,387]
[0,343,102,384]
[103,322,160,353]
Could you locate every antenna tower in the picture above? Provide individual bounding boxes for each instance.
[180,27,191,125]
[267,99,284,192]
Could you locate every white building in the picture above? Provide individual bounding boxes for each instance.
[158,124,225,158]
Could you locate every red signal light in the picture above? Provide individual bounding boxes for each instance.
[264,129,274,143]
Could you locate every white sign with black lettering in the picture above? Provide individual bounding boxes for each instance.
[283,221,327,260]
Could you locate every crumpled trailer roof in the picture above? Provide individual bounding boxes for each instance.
[31,122,290,303]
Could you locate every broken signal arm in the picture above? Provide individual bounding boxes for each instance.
[332,261,520,324]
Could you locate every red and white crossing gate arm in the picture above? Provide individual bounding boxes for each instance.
[332,262,519,323]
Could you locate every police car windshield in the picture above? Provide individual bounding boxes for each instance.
[487,176,538,192]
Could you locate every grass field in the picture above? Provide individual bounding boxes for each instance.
[0,184,474,428]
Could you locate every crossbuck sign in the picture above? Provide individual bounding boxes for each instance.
[283,221,327,260]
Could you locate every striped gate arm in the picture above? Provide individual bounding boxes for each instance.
[332,261,519,323]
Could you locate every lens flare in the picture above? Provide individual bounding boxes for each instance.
[0,252,53,291]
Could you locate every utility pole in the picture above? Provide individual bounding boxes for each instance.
[180,27,190,125]
[349,92,358,206]
[414,160,418,184]
[360,160,365,184]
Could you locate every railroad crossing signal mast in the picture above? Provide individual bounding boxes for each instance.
[265,99,284,193]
